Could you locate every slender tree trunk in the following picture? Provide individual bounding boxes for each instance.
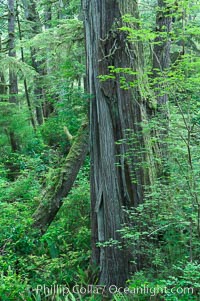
[153,0,172,102]
[0,73,6,102]
[151,0,172,177]
[8,0,19,152]
[8,0,18,103]
[0,34,7,101]
[42,4,55,120]
[22,0,44,125]
[83,0,154,287]
[32,122,88,233]
[16,2,36,131]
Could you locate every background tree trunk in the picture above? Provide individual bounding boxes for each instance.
[22,0,44,125]
[0,34,7,101]
[8,0,19,152]
[151,0,172,177]
[153,0,172,103]
[42,3,55,120]
[16,2,36,131]
[8,0,18,103]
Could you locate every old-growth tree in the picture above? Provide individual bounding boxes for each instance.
[83,0,172,287]
[83,0,150,287]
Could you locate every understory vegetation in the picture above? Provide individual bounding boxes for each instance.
[0,0,200,300]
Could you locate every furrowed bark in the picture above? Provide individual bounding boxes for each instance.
[83,0,154,287]
[32,122,88,233]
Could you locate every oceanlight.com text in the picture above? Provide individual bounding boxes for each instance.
[34,284,194,297]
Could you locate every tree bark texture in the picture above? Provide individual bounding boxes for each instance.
[83,0,154,287]
[32,122,88,233]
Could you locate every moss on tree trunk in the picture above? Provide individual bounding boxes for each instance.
[32,121,89,233]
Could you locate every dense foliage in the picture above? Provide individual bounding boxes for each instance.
[0,0,200,300]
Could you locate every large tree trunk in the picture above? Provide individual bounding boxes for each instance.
[32,122,88,233]
[83,0,154,287]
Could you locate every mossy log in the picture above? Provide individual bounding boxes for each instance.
[32,121,89,233]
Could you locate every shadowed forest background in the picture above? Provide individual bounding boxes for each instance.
[0,0,200,300]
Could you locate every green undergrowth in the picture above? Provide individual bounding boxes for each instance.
[0,151,91,300]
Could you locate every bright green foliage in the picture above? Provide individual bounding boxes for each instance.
[0,161,90,300]
[0,0,91,299]
[0,0,200,300]
[92,0,200,299]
